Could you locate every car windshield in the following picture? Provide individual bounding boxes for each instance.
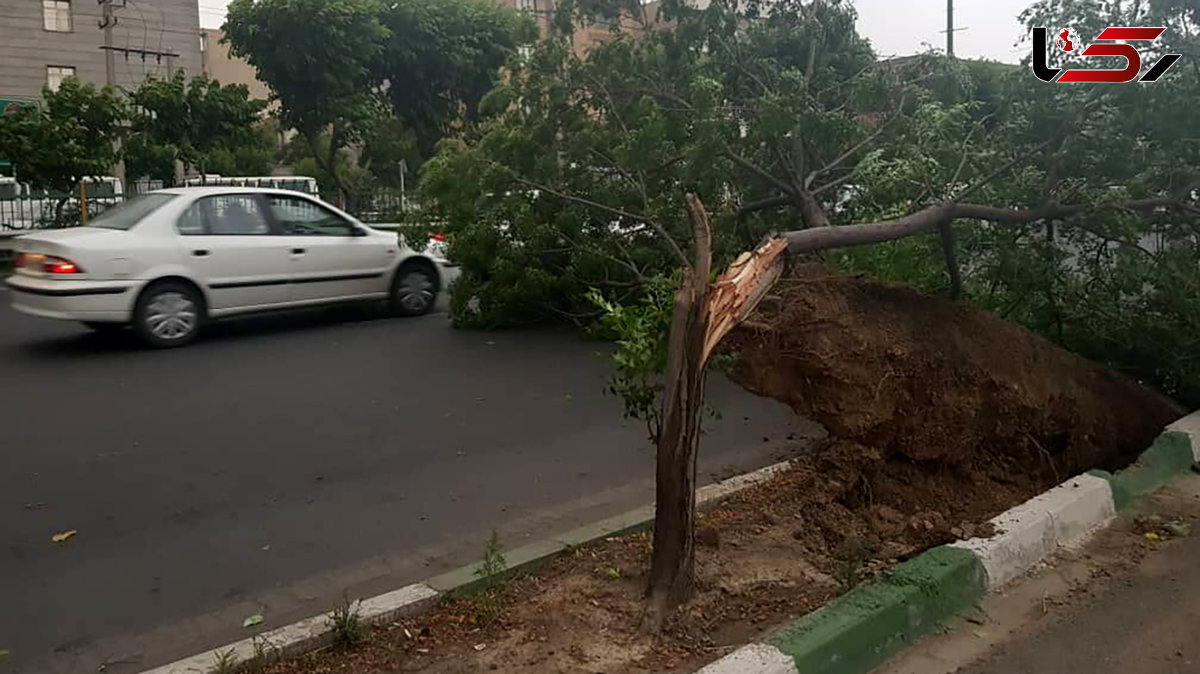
[88,193,177,230]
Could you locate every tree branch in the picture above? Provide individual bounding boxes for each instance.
[723,143,798,202]
[738,194,792,215]
[783,198,1185,255]
[511,176,691,267]
[804,94,906,189]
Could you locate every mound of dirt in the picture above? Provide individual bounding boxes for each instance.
[728,263,1183,530]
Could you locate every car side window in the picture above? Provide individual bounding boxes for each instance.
[177,202,206,235]
[268,195,355,236]
[176,195,272,236]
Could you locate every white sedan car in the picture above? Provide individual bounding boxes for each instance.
[6,187,457,347]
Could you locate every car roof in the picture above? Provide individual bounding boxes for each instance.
[153,186,322,198]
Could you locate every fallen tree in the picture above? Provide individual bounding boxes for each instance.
[422,0,1200,624]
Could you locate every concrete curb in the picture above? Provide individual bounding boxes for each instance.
[697,409,1200,674]
[139,459,798,674]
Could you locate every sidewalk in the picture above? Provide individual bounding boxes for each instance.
[878,473,1200,674]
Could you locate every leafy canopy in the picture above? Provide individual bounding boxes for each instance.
[126,71,270,183]
[0,78,125,194]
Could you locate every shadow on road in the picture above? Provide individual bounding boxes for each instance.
[12,304,448,359]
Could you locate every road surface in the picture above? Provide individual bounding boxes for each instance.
[0,292,818,673]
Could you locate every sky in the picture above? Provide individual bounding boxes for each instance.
[199,0,1032,64]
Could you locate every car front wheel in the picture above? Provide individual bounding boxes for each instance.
[389,263,438,317]
[133,282,204,348]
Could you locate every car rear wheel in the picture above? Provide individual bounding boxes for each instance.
[389,263,438,317]
[133,282,204,348]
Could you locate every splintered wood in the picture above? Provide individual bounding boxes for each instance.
[701,236,789,364]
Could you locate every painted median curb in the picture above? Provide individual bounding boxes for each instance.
[139,458,798,674]
[697,409,1200,674]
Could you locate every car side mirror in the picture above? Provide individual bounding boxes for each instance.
[348,226,368,237]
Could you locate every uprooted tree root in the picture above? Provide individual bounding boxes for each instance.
[728,264,1183,515]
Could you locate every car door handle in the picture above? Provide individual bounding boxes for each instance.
[291,248,306,255]
[192,249,210,257]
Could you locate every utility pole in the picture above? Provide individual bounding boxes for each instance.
[946,0,954,57]
[942,0,966,58]
[99,0,116,85]
[398,159,407,213]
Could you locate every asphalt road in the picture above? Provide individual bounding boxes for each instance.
[0,291,819,673]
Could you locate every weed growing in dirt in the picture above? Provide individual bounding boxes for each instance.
[834,535,878,591]
[212,647,239,674]
[243,634,278,672]
[328,592,366,647]
[473,530,509,625]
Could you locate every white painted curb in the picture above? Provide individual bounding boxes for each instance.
[695,643,799,674]
[141,583,438,674]
[1167,410,1200,462]
[950,473,1115,590]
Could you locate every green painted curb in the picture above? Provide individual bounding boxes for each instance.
[764,546,985,674]
[1088,430,1194,511]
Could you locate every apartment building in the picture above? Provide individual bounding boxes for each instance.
[0,0,203,104]
[494,0,662,57]
[200,28,271,102]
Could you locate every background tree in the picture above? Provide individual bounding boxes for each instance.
[225,0,390,203]
[225,0,531,204]
[125,71,270,184]
[0,77,125,222]
[379,0,534,161]
[421,0,1200,623]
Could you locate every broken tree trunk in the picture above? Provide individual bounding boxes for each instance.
[644,195,712,630]
[643,196,789,630]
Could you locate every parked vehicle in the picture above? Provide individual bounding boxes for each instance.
[6,187,456,347]
[181,175,319,195]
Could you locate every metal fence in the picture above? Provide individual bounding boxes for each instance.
[0,188,126,233]
[0,183,422,236]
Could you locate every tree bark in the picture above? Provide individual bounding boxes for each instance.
[937,220,963,299]
[783,198,1185,255]
[643,198,788,632]
[643,195,712,631]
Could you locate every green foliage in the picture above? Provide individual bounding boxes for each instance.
[379,0,534,159]
[211,647,239,674]
[422,0,884,329]
[327,593,366,647]
[472,530,509,626]
[225,0,387,143]
[226,0,390,197]
[833,534,878,592]
[225,0,529,194]
[126,72,270,182]
[0,78,125,194]
[588,274,677,441]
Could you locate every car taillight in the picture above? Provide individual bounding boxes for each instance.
[431,232,446,242]
[12,252,26,269]
[42,255,82,274]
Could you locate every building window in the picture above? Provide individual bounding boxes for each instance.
[43,0,72,32]
[46,65,75,92]
[516,0,535,10]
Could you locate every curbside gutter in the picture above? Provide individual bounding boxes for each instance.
[139,458,799,674]
[697,409,1200,674]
